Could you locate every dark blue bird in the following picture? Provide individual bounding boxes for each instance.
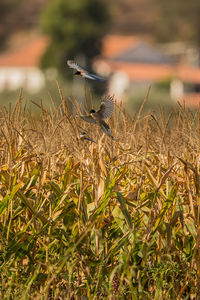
[79,132,97,143]
[80,95,114,140]
[67,60,106,82]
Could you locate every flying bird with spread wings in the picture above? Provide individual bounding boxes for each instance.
[79,132,97,144]
[67,60,106,82]
[80,95,114,140]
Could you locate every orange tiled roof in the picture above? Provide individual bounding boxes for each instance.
[176,64,200,84]
[102,35,139,58]
[99,35,200,84]
[107,61,173,81]
[1,33,200,85]
[0,36,49,67]
[179,93,200,107]
[99,60,200,83]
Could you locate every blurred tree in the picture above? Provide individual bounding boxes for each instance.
[154,0,200,46]
[107,0,200,49]
[0,0,48,50]
[18,0,48,29]
[108,0,158,35]
[0,0,19,49]
[40,0,108,75]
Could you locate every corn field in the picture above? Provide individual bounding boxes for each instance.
[0,85,200,299]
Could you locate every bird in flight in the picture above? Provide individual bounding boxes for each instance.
[80,95,114,140]
[67,60,106,82]
[79,132,97,143]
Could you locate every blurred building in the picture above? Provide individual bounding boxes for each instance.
[1,33,200,106]
[94,35,200,105]
[0,36,49,93]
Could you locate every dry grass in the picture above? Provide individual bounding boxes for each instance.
[0,84,200,299]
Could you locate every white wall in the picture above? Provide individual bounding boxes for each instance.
[0,67,45,93]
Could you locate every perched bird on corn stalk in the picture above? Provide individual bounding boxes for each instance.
[79,132,97,143]
[67,60,106,82]
[80,95,114,140]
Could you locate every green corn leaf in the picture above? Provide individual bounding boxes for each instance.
[0,194,9,216]
[0,182,23,217]
[153,184,178,233]
[47,181,62,197]
[112,206,128,234]
[185,217,197,239]
[116,192,133,229]
[16,190,48,225]
[23,167,40,190]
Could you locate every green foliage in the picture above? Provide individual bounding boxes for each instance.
[156,78,171,90]
[40,0,108,74]
[154,0,200,45]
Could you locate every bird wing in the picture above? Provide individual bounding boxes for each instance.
[100,121,114,139]
[83,73,106,82]
[97,95,114,119]
[82,73,96,80]
[67,60,87,74]
[80,115,97,124]
[80,132,97,143]
[84,136,97,143]
[67,60,106,81]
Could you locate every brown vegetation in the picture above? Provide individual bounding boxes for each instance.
[0,84,200,298]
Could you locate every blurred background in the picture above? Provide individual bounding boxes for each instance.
[0,0,200,113]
